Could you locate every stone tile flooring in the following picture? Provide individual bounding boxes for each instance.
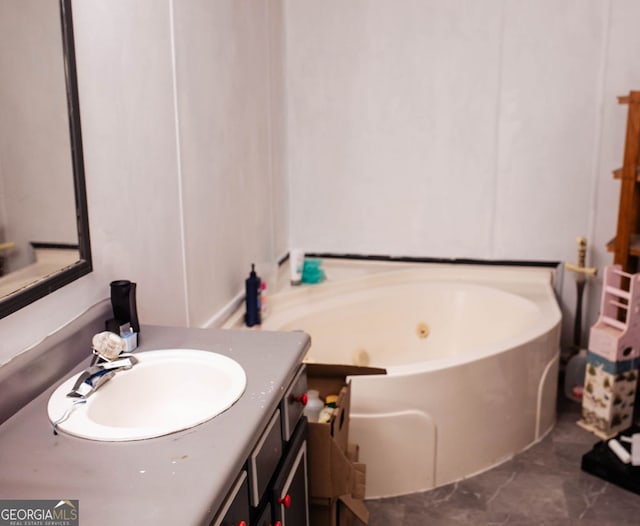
[364,393,640,525]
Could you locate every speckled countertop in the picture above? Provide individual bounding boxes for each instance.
[0,325,310,525]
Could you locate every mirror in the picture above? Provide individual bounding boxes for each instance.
[0,0,91,319]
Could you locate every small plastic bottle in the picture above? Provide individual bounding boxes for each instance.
[260,281,269,320]
[303,390,324,423]
[564,349,588,402]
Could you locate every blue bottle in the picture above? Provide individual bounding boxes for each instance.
[244,264,261,327]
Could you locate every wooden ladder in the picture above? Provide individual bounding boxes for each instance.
[608,91,640,272]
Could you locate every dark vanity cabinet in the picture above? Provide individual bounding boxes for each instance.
[211,365,309,526]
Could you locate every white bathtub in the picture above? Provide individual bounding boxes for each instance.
[224,259,562,498]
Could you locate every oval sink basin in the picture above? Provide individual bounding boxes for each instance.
[47,349,246,441]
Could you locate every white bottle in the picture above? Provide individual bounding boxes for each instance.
[289,249,305,285]
[564,349,587,402]
[303,389,324,423]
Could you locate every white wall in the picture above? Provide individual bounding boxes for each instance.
[172,0,286,328]
[285,1,504,257]
[284,0,606,259]
[73,0,188,328]
[283,0,640,348]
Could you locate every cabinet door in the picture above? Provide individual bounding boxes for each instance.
[272,419,309,526]
[249,409,283,507]
[211,471,250,526]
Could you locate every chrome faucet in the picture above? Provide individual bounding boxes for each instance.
[51,332,138,434]
[66,331,138,399]
[66,355,138,398]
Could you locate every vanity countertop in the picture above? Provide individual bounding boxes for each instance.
[0,325,310,525]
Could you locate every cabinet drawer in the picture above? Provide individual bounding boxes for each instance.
[272,418,309,526]
[249,409,283,507]
[281,365,307,442]
[211,471,250,526]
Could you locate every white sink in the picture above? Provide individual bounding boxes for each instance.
[47,349,247,441]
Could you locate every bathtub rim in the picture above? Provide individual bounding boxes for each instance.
[224,260,561,376]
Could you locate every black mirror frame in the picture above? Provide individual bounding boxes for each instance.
[0,0,92,319]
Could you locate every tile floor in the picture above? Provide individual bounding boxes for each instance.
[363,388,640,525]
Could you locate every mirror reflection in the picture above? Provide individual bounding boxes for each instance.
[0,0,91,318]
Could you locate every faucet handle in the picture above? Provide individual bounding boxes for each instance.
[102,355,138,369]
[92,331,126,361]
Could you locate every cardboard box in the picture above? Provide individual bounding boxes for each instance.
[351,463,366,500]
[346,444,366,500]
[306,363,385,498]
[306,363,386,454]
[306,363,385,526]
[308,427,354,498]
[346,443,359,462]
[310,495,369,526]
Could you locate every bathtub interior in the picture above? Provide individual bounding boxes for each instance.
[267,280,543,369]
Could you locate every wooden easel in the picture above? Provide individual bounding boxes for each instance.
[608,91,640,273]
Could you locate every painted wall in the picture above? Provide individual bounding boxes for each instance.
[172,0,287,328]
[283,0,640,349]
